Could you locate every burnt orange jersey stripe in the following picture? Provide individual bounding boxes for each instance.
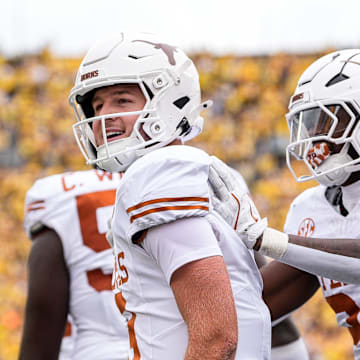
[27,200,45,206]
[26,205,45,212]
[115,292,141,359]
[127,197,209,213]
[130,205,209,223]
[128,311,141,360]
[26,200,45,212]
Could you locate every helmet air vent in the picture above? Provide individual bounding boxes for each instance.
[173,96,190,109]
[326,73,350,87]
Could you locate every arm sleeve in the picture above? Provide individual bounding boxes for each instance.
[281,242,360,284]
[143,217,223,284]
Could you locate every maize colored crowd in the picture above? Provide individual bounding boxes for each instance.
[0,48,353,359]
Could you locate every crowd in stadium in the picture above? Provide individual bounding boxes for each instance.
[0,46,354,359]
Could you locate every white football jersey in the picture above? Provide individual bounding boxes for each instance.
[24,169,129,360]
[111,145,271,360]
[284,183,360,359]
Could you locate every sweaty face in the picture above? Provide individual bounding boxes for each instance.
[91,84,146,146]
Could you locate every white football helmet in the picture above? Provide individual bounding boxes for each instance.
[286,49,360,186]
[69,32,211,172]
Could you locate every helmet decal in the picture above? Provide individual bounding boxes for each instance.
[81,70,99,82]
[132,40,178,65]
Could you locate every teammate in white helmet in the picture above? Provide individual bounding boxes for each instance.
[19,169,129,360]
[210,49,360,359]
[222,169,310,359]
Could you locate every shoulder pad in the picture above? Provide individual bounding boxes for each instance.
[119,146,211,237]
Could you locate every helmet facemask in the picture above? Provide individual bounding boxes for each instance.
[286,100,360,186]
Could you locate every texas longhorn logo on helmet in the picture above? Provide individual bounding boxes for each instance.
[132,40,178,65]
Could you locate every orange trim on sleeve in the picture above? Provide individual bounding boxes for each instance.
[26,200,45,212]
[231,193,241,230]
[130,205,209,223]
[126,197,209,213]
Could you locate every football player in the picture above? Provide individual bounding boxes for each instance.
[210,49,360,359]
[70,32,360,359]
[222,169,310,359]
[284,48,360,359]
[19,169,129,359]
[69,31,273,359]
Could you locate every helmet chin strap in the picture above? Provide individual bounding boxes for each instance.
[344,161,360,173]
[314,146,353,186]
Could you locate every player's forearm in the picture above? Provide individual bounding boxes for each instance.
[288,234,360,258]
[255,228,360,284]
[185,336,237,360]
[255,229,360,258]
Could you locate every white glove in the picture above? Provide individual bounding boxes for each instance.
[208,156,267,249]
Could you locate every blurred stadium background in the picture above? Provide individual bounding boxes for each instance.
[0,48,354,359]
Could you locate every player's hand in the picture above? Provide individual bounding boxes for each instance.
[208,156,267,249]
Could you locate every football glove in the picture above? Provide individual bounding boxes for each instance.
[208,156,268,249]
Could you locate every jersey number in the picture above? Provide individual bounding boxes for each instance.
[76,190,116,292]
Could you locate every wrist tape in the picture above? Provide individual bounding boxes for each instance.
[259,227,289,259]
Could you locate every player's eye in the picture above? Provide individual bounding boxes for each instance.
[94,104,103,112]
[117,98,131,104]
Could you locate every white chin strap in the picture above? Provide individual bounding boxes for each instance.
[315,150,352,186]
[96,136,141,172]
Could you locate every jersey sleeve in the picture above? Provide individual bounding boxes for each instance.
[118,145,211,239]
[24,175,65,239]
[143,217,223,284]
[23,174,76,261]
